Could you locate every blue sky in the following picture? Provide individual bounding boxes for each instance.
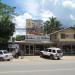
[2,0,75,35]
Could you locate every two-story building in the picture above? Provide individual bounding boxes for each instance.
[50,27,75,54]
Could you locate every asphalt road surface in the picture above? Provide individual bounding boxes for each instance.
[0,57,75,75]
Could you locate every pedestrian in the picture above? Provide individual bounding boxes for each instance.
[20,50,24,59]
[15,47,19,58]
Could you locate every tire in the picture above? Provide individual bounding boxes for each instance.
[0,57,4,61]
[50,55,54,60]
[14,54,19,59]
[57,57,60,60]
[40,52,43,57]
[7,59,10,61]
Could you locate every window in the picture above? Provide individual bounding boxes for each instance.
[61,34,65,39]
[49,49,51,52]
[57,50,62,53]
[3,51,8,54]
[52,50,56,53]
[0,51,3,54]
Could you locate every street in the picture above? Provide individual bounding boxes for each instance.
[0,56,75,75]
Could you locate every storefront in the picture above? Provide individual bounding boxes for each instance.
[60,42,75,55]
[51,41,75,55]
[8,35,51,55]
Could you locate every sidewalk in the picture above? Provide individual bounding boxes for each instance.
[12,56,45,62]
[12,56,75,62]
[63,56,75,60]
[1,56,75,64]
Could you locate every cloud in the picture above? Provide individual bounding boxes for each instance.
[13,13,32,28]
[12,0,55,19]
[25,0,40,16]
[41,10,55,21]
[50,0,60,5]
[63,0,75,9]
[70,14,75,20]
[14,0,40,17]
[53,0,60,5]
[13,13,32,36]
[41,0,46,5]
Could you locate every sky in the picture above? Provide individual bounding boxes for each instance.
[2,0,75,36]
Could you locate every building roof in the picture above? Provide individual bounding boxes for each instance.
[50,27,75,35]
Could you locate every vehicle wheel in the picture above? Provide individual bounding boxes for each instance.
[16,55,19,59]
[57,58,60,60]
[7,59,10,61]
[40,53,43,57]
[0,57,4,61]
[50,55,54,60]
[14,54,19,59]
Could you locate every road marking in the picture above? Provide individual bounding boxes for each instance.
[0,68,75,74]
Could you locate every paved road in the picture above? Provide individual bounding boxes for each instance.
[0,56,75,75]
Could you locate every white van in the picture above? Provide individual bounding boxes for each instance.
[40,47,63,60]
[0,50,13,61]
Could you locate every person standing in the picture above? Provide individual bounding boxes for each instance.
[20,50,24,59]
[15,47,19,58]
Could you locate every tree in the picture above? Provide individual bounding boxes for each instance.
[0,0,15,49]
[16,35,25,41]
[44,17,62,34]
[0,16,15,43]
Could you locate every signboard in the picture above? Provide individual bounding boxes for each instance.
[25,35,50,42]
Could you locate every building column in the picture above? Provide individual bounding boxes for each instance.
[24,45,26,55]
[33,44,35,55]
[29,44,30,55]
[71,43,73,54]
[44,44,46,50]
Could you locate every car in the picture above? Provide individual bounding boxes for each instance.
[0,50,13,61]
[40,47,63,60]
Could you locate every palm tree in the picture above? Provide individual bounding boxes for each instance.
[44,17,62,34]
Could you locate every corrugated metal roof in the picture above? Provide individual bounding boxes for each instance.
[50,27,75,35]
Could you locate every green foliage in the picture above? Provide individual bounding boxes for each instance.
[0,0,15,43]
[16,35,25,41]
[44,17,62,34]
[0,16,15,43]
[0,0,16,16]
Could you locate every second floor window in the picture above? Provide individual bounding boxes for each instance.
[61,34,65,39]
